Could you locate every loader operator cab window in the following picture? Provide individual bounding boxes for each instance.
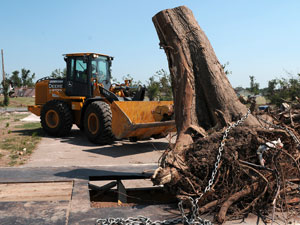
[66,57,90,97]
[74,59,88,83]
[91,56,111,89]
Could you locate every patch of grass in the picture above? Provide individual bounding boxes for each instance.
[0,113,29,122]
[32,131,38,137]
[9,160,17,166]
[0,116,10,121]
[1,137,18,149]
[0,113,43,167]
[0,96,34,108]
[0,132,42,166]
[15,122,41,129]
[10,154,19,160]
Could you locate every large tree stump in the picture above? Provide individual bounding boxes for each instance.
[152,6,260,185]
[151,6,300,224]
[153,6,259,149]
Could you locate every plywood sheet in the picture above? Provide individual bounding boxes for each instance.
[0,181,73,202]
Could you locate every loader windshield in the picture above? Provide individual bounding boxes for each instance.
[91,56,111,88]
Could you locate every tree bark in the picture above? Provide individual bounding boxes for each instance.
[152,6,259,149]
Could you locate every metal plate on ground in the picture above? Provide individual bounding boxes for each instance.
[0,181,73,202]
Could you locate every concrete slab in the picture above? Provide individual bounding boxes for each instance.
[24,128,170,167]
[0,181,73,202]
[0,201,69,225]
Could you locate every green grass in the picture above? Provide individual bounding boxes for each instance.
[0,129,42,166]
[0,96,34,108]
[0,113,28,122]
[0,116,10,121]
[15,122,41,129]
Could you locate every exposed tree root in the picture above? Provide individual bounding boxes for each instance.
[153,124,300,224]
[217,182,259,223]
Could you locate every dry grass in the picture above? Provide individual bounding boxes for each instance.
[0,112,43,166]
[0,96,34,108]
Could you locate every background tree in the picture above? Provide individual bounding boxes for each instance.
[50,68,66,79]
[21,68,35,87]
[248,75,260,95]
[1,77,10,106]
[157,69,173,100]
[146,69,173,101]
[265,74,300,106]
[121,74,142,87]
[147,75,160,100]
[288,75,300,100]
[9,70,22,87]
[222,61,232,76]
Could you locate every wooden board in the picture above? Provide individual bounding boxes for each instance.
[0,181,73,202]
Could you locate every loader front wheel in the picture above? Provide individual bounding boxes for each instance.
[84,101,114,144]
[41,100,73,137]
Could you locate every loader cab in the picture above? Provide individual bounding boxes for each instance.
[64,53,113,97]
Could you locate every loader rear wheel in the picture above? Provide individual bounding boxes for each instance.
[41,100,73,137]
[84,101,114,144]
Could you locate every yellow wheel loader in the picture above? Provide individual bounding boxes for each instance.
[28,53,175,144]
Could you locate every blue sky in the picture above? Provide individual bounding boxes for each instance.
[0,0,299,88]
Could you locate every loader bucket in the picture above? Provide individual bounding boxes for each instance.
[110,101,176,140]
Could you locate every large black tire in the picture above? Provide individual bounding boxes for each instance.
[84,101,114,144]
[41,100,73,137]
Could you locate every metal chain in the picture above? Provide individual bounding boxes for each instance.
[96,109,251,225]
[96,216,183,225]
[177,108,251,225]
[256,116,300,146]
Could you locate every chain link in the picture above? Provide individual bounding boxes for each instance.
[96,109,251,225]
[96,216,183,225]
[177,108,251,225]
[205,109,251,193]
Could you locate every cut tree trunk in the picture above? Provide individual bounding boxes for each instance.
[152,6,259,149]
[151,7,300,223]
[151,6,260,185]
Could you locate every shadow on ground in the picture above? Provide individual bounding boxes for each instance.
[82,141,169,158]
[59,129,95,147]
[12,128,44,136]
[54,168,152,180]
[15,128,170,158]
[56,129,169,158]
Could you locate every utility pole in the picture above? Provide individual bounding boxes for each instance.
[1,49,9,106]
[1,49,5,86]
